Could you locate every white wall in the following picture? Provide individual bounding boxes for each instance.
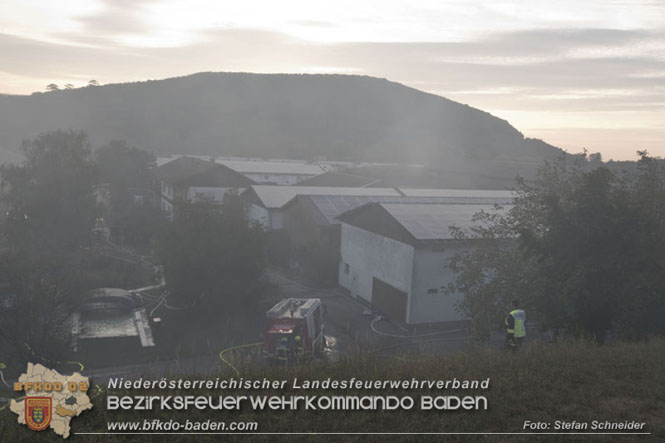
[247,203,270,228]
[338,223,414,309]
[409,244,465,324]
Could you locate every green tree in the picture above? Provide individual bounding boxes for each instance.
[0,130,99,253]
[0,130,98,362]
[0,254,84,362]
[448,153,665,342]
[95,140,162,246]
[155,193,267,311]
[96,140,156,210]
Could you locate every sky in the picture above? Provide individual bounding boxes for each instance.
[0,0,663,160]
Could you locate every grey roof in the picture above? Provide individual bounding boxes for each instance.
[245,185,401,209]
[156,156,325,175]
[307,195,506,225]
[398,188,514,199]
[218,160,325,175]
[296,172,381,187]
[379,203,510,240]
[155,156,255,187]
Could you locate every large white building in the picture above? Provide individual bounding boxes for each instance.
[337,201,510,325]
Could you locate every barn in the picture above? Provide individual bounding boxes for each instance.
[155,156,255,217]
[241,185,401,230]
[337,201,511,325]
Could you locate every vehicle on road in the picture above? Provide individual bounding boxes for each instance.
[263,298,325,362]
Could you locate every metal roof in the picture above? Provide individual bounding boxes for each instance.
[156,156,325,175]
[398,188,514,199]
[296,172,381,187]
[247,185,401,209]
[217,160,325,175]
[154,156,255,187]
[308,195,506,225]
[379,203,511,240]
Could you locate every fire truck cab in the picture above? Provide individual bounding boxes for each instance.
[263,298,325,360]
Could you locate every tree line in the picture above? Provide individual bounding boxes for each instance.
[0,130,268,365]
[447,152,665,343]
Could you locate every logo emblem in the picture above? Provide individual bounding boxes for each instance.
[25,397,52,431]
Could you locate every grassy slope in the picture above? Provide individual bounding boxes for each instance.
[1,339,664,442]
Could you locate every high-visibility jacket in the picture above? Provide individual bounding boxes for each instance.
[276,337,290,361]
[294,336,304,355]
[506,309,526,338]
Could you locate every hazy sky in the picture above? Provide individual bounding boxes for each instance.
[1,0,663,160]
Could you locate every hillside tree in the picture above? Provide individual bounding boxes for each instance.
[155,193,267,312]
[447,153,665,342]
[0,130,99,362]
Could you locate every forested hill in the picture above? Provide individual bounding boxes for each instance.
[0,72,563,170]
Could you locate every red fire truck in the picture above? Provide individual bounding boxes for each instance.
[263,298,325,361]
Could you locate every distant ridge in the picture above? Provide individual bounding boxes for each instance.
[0,72,564,180]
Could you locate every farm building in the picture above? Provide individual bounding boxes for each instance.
[216,159,326,185]
[241,185,401,230]
[281,190,513,284]
[337,202,511,325]
[157,155,327,185]
[154,156,255,217]
[283,190,514,248]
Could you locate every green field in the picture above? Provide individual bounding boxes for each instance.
[1,339,664,442]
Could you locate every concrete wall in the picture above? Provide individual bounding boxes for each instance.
[338,223,414,309]
[409,244,466,324]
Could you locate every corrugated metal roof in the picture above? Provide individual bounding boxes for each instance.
[248,185,401,208]
[296,172,381,187]
[379,203,511,240]
[308,195,507,225]
[398,188,514,199]
[218,160,325,175]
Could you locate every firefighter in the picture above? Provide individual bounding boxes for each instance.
[505,300,526,351]
[294,334,305,358]
[275,335,290,364]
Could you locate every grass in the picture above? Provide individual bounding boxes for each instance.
[1,338,664,442]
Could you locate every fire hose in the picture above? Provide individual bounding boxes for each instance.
[218,342,263,377]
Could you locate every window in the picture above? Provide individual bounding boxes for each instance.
[344,263,350,275]
[427,288,438,295]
